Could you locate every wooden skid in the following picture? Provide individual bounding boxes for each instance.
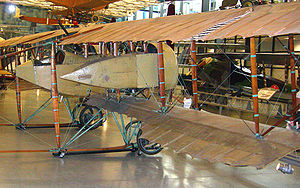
[0,150,49,153]
[0,123,71,127]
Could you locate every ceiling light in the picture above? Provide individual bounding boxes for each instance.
[8,4,16,13]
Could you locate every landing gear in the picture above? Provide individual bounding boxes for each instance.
[72,104,104,130]
[125,120,140,153]
[52,112,161,157]
[137,129,163,155]
[242,1,254,7]
[79,105,103,130]
[124,120,163,155]
[91,15,100,23]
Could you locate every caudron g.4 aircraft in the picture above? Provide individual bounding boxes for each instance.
[0,2,299,171]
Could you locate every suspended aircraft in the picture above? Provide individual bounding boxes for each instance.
[13,0,119,25]
[14,7,74,26]
[0,2,299,170]
[46,0,120,23]
[219,0,268,9]
[12,0,159,25]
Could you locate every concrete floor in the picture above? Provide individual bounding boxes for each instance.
[0,87,300,188]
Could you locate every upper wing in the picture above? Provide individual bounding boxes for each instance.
[47,0,119,10]
[58,2,300,44]
[87,94,300,169]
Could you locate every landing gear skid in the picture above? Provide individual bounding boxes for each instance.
[52,113,163,158]
[11,94,105,131]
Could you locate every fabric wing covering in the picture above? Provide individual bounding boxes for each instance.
[87,94,300,169]
[0,27,80,48]
[60,2,300,44]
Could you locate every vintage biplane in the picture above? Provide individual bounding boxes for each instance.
[13,0,158,25]
[39,0,120,23]
[0,2,299,171]
[11,0,119,25]
[14,7,74,26]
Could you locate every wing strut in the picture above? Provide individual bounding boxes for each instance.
[157,41,166,109]
[58,19,69,36]
[50,43,61,148]
[190,40,198,110]
[250,37,260,136]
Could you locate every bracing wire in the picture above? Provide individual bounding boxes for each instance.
[211,37,300,135]
[192,37,267,135]
[123,42,163,109]
[263,54,300,132]
[0,114,54,148]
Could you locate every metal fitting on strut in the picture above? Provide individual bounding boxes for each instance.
[14,123,26,130]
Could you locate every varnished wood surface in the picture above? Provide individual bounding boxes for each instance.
[87,94,300,168]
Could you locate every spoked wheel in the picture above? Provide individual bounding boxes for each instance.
[71,104,87,122]
[136,129,163,155]
[91,15,100,23]
[125,120,141,136]
[125,120,141,152]
[242,1,254,7]
[78,105,103,130]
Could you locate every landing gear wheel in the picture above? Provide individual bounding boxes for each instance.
[91,15,100,23]
[242,1,253,7]
[136,129,163,155]
[125,120,141,152]
[78,105,103,130]
[125,120,141,135]
[71,103,87,121]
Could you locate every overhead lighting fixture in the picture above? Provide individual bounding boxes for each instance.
[8,4,16,13]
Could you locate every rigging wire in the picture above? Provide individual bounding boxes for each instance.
[165,44,191,110]
[0,114,54,148]
[194,38,267,135]
[61,95,85,146]
[263,54,300,133]
[212,37,300,135]
[215,38,294,135]
[263,39,300,125]
[123,42,162,109]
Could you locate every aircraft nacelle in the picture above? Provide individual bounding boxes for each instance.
[16,43,178,96]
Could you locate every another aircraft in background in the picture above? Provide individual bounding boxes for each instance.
[46,0,119,23]
[14,0,118,25]
[15,7,75,26]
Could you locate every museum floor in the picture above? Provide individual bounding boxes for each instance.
[0,87,299,188]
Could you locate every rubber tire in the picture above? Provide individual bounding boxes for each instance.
[79,105,103,130]
[125,120,141,152]
[125,120,141,132]
[136,129,162,155]
[71,104,87,121]
[91,15,99,23]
